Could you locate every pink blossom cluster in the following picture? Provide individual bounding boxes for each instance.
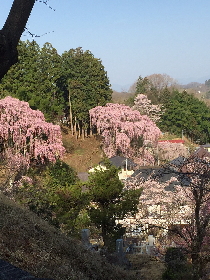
[158,141,189,162]
[125,174,192,226]
[133,147,156,166]
[132,94,163,123]
[89,103,161,160]
[0,96,65,171]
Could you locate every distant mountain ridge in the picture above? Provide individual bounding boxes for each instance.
[111,76,210,93]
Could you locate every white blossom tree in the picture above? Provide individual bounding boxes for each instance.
[132,94,163,123]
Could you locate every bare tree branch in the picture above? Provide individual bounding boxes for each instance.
[0,0,36,80]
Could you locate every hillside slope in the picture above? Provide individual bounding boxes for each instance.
[62,133,103,172]
[0,193,138,280]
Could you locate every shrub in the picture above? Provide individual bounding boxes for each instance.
[162,247,192,280]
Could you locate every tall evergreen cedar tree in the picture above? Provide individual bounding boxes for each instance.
[160,90,210,143]
[59,47,112,136]
[0,41,64,122]
[86,163,142,250]
[135,76,161,104]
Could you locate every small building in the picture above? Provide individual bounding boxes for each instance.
[200,144,210,153]
[89,156,137,180]
[191,146,210,160]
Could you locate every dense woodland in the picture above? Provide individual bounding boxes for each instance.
[1,40,210,144]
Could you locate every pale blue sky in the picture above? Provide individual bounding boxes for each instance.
[1,0,210,90]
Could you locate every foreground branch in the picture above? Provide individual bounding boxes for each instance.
[0,0,36,79]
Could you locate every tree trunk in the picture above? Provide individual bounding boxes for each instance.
[77,123,81,138]
[82,127,85,140]
[191,189,205,280]
[84,128,88,138]
[191,252,203,280]
[74,117,77,139]
[102,225,109,248]
[0,0,36,79]
[68,88,73,135]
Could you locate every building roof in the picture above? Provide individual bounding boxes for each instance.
[131,167,162,180]
[169,156,186,167]
[158,139,185,144]
[191,147,210,159]
[129,158,191,189]
[101,156,137,169]
[201,144,210,148]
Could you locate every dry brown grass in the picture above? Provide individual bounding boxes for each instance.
[127,254,165,280]
[62,133,104,173]
[0,193,142,280]
[112,91,134,104]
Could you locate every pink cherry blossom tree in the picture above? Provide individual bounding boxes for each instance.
[157,141,189,163]
[132,94,163,123]
[125,155,210,280]
[124,173,191,229]
[0,96,65,176]
[89,103,161,165]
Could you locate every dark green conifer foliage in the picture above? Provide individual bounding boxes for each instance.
[1,43,112,127]
[86,163,141,250]
[0,40,64,121]
[159,90,210,143]
[135,75,166,104]
[125,75,166,106]
[60,47,112,135]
